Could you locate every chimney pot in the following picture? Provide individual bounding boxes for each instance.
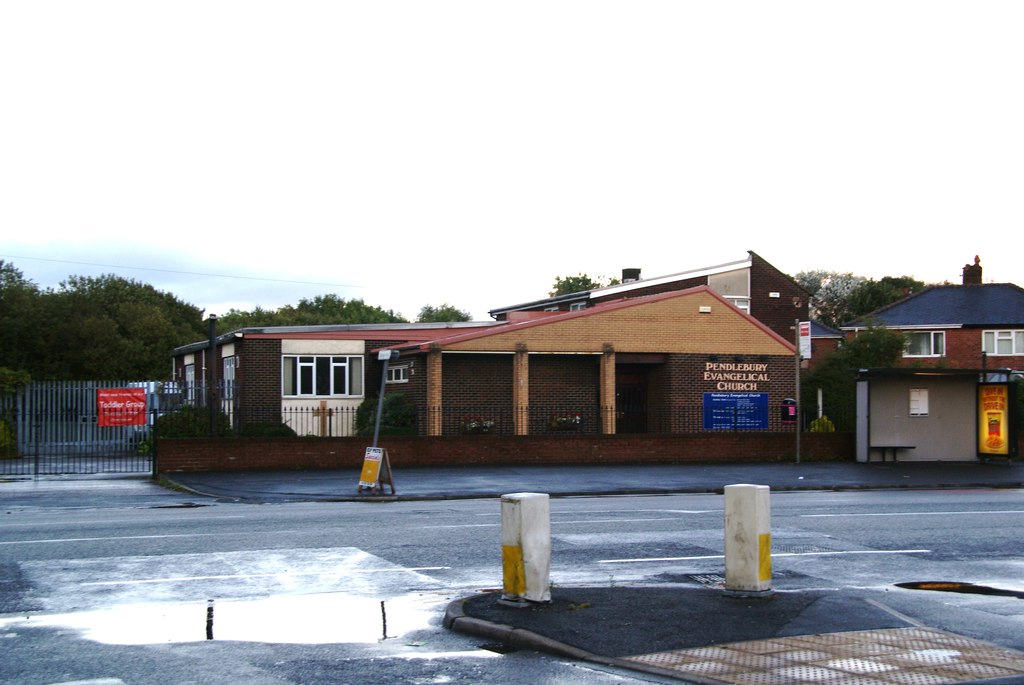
[962,256,983,285]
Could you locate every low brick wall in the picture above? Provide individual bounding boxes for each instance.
[155,432,854,473]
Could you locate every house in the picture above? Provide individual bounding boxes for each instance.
[806,320,845,370]
[842,257,1024,371]
[170,285,799,438]
[489,250,810,343]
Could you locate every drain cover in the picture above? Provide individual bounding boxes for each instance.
[896,581,1024,598]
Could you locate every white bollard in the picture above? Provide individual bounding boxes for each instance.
[500,492,551,603]
[723,484,772,597]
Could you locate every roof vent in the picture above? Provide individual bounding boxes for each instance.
[622,268,641,283]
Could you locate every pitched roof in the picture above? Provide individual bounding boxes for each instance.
[488,253,755,318]
[843,283,1024,329]
[392,286,795,356]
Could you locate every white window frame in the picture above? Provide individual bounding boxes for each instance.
[729,297,751,314]
[223,356,236,400]
[282,355,364,398]
[386,364,410,384]
[569,302,586,311]
[904,331,945,358]
[183,363,196,403]
[983,330,1024,356]
[909,388,929,417]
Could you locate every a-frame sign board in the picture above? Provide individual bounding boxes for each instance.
[358,446,396,495]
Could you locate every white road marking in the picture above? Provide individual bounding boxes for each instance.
[800,510,1024,518]
[0,533,226,545]
[83,566,451,586]
[598,549,930,564]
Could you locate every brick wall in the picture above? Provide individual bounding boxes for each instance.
[238,338,282,424]
[748,252,811,342]
[155,431,855,473]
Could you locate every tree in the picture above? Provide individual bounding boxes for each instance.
[549,273,620,297]
[795,271,865,329]
[417,304,471,323]
[40,274,207,379]
[217,295,407,331]
[801,324,907,431]
[845,276,925,321]
[0,261,42,374]
[796,271,929,329]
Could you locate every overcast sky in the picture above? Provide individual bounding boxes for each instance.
[2,2,1021,322]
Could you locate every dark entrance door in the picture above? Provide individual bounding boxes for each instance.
[616,372,648,434]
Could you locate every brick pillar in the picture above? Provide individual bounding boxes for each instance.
[427,348,443,436]
[513,344,529,435]
[600,343,616,435]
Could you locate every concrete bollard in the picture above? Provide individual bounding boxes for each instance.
[500,492,551,604]
[723,484,772,597]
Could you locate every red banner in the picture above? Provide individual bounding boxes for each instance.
[97,388,147,427]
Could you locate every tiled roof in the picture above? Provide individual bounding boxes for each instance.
[844,284,1024,328]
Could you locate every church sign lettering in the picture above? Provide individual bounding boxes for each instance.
[703,362,770,391]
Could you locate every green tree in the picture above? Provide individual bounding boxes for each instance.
[38,274,206,379]
[0,261,42,374]
[417,303,471,322]
[801,324,907,431]
[549,273,620,297]
[846,276,925,321]
[217,295,407,331]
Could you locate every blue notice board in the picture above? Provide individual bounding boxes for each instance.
[703,392,769,430]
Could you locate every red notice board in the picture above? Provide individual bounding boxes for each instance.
[96,388,147,427]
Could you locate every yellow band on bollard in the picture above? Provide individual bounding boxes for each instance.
[758,533,772,582]
[502,544,525,596]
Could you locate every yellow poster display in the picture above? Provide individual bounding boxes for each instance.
[978,384,1009,456]
[358,447,395,495]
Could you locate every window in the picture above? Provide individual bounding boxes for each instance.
[909,388,929,416]
[983,330,1024,356]
[184,364,196,403]
[386,364,410,384]
[223,356,236,400]
[569,302,586,311]
[283,355,364,397]
[729,297,751,314]
[904,331,945,357]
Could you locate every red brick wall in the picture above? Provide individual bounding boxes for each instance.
[155,432,854,473]
[528,355,600,428]
[239,338,282,423]
[748,252,810,342]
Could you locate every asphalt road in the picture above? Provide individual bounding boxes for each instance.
[2,476,1024,684]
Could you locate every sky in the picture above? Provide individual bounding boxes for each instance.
[2,2,1021,322]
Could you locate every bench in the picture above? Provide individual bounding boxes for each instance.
[871,445,915,462]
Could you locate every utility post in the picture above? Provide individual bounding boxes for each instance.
[207,314,218,438]
[790,317,798,462]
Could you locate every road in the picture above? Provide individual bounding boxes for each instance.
[2,478,1023,684]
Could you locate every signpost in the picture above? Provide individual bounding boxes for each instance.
[357,350,399,495]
